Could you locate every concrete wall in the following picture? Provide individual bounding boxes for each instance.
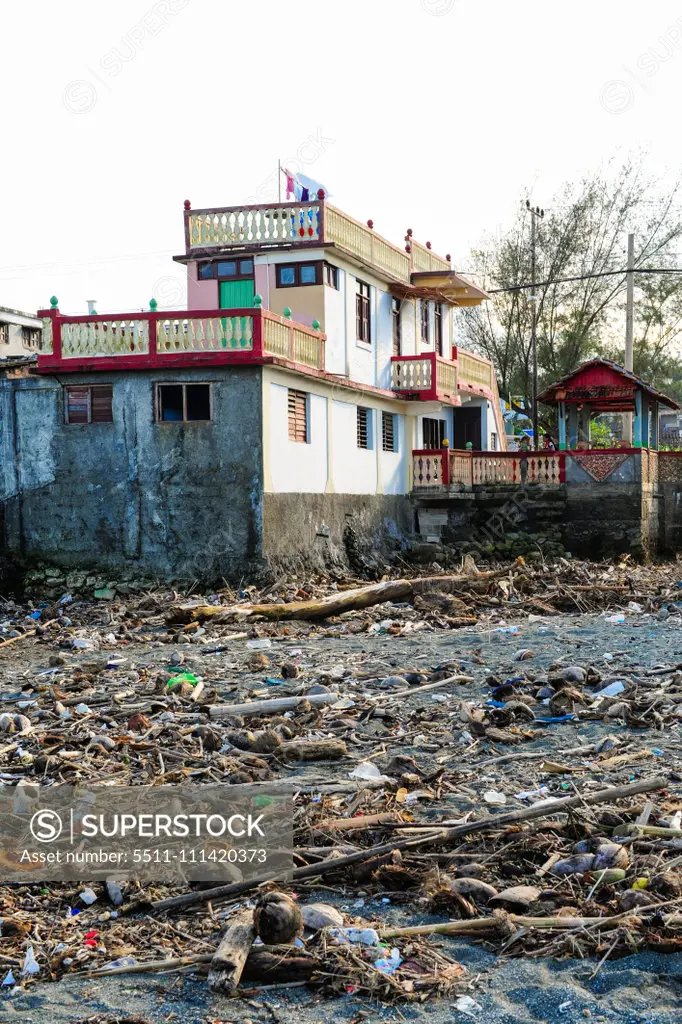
[1,368,264,579]
[263,367,408,497]
[268,382,328,494]
[262,492,412,572]
[186,263,219,310]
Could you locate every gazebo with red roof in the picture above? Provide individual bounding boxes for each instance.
[538,359,678,451]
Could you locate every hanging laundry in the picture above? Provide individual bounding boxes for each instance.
[296,172,328,198]
[301,187,310,202]
[286,174,295,199]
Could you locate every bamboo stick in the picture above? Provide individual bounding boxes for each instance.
[209,692,337,720]
[148,775,666,914]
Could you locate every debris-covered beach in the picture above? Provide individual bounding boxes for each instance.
[1,556,682,1024]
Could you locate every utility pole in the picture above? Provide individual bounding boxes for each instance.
[527,200,544,448]
[624,232,635,444]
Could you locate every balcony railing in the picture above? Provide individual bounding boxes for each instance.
[391,355,434,392]
[184,198,436,284]
[412,450,447,488]
[413,449,567,490]
[186,202,323,250]
[410,240,451,274]
[36,303,325,373]
[456,348,493,391]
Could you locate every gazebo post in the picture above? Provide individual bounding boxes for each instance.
[650,400,659,450]
[634,391,643,448]
[568,405,579,449]
[557,401,567,450]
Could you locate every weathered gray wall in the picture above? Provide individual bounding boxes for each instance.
[262,493,412,572]
[1,369,263,579]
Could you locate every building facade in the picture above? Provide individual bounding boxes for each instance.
[1,193,505,578]
[0,307,42,360]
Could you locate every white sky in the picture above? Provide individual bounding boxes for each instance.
[2,0,682,315]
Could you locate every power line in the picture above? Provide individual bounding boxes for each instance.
[489,267,682,294]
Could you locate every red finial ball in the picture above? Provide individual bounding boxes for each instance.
[406,228,413,237]
[367,219,374,229]
[446,254,452,262]
[405,243,412,253]
[426,241,432,250]
[183,199,191,210]
[317,189,325,200]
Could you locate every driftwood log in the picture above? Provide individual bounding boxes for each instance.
[207,910,257,994]
[168,568,512,624]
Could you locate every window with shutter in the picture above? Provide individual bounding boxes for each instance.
[65,385,113,425]
[421,300,430,345]
[288,389,309,443]
[382,412,397,452]
[356,280,371,343]
[434,304,444,356]
[391,298,401,356]
[357,406,372,449]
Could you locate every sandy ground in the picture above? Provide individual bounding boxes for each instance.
[1,608,682,1023]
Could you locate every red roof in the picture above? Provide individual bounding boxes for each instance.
[538,359,678,411]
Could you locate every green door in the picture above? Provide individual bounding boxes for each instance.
[219,279,255,309]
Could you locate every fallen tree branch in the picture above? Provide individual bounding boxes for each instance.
[145,775,666,914]
[168,568,511,624]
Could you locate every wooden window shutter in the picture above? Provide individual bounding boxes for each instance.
[65,386,91,424]
[288,389,308,443]
[91,386,113,423]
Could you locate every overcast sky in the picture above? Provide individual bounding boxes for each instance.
[2,0,682,315]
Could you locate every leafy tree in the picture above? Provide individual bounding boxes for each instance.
[458,158,682,415]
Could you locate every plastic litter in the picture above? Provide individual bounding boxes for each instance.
[348,762,391,783]
[329,927,381,946]
[21,945,40,977]
[374,948,403,974]
[167,672,199,688]
[595,681,626,697]
[454,995,483,1016]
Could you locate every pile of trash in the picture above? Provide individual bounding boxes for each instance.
[0,556,681,1006]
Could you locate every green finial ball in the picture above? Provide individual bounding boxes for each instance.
[149,298,158,312]
[50,296,58,309]
[312,319,321,331]
[254,294,263,308]
[283,307,292,320]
